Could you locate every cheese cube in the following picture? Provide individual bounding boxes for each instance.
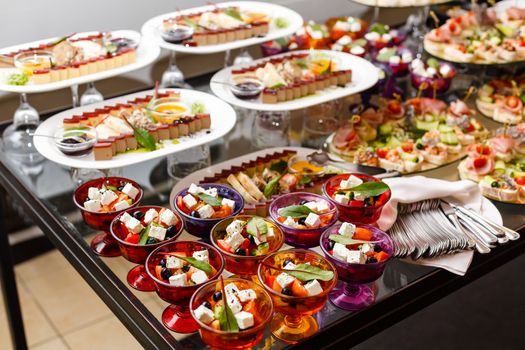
[188,183,205,195]
[192,250,209,263]
[234,311,254,330]
[347,250,366,264]
[113,200,130,211]
[221,197,236,211]
[334,194,349,205]
[166,256,183,269]
[254,233,267,245]
[203,187,218,197]
[360,243,375,254]
[169,273,187,286]
[225,283,240,297]
[226,220,245,236]
[304,279,323,296]
[182,194,198,209]
[88,187,101,201]
[100,190,118,206]
[226,294,243,314]
[354,193,367,201]
[122,183,140,200]
[144,209,158,224]
[160,209,178,226]
[304,213,321,228]
[197,204,215,219]
[149,225,167,241]
[339,175,363,189]
[338,222,356,236]
[84,199,101,212]
[125,217,144,234]
[333,243,350,261]
[283,261,297,270]
[120,212,133,224]
[283,216,297,228]
[237,289,257,302]
[191,270,209,284]
[276,273,295,289]
[225,231,245,251]
[267,227,275,238]
[316,200,330,213]
[303,201,318,212]
[194,304,215,324]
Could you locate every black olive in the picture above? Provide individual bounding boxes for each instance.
[348,192,355,200]
[248,235,256,244]
[133,211,144,220]
[366,257,378,264]
[298,217,306,225]
[416,143,424,150]
[374,245,382,253]
[213,291,222,301]
[281,287,294,296]
[234,248,246,256]
[327,240,335,250]
[146,237,158,245]
[181,264,190,272]
[117,186,124,191]
[299,200,308,205]
[282,259,293,268]
[160,267,171,280]
[191,211,201,218]
[363,198,371,206]
[202,301,212,309]
[166,225,178,238]
[159,259,166,267]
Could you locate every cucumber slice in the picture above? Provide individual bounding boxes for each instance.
[401,152,418,162]
[138,225,151,245]
[385,136,401,149]
[440,132,459,145]
[416,120,439,131]
[378,123,393,135]
[438,124,454,133]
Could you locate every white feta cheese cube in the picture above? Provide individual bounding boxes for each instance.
[225,231,245,251]
[304,280,323,296]
[382,33,392,41]
[349,21,362,32]
[267,227,275,238]
[304,213,321,228]
[221,197,236,211]
[113,200,130,212]
[237,289,257,302]
[234,311,254,330]
[276,273,295,289]
[100,190,118,206]
[88,187,101,201]
[350,46,365,56]
[365,31,380,41]
[401,51,413,62]
[225,283,240,297]
[303,201,318,212]
[125,217,144,234]
[192,250,209,263]
[182,194,198,209]
[340,175,363,189]
[169,273,187,286]
[316,200,330,213]
[333,243,350,261]
[120,212,133,224]
[84,199,101,212]
[389,55,401,65]
[166,256,183,269]
[226,294,243,314]
[283,262,297,270]
[439,64,451,77]
[160,209,178,226]
[334,194,349,205]
[427,67,437,77]
[148,225,167,241]
[197,204,215,219]
[283,216,297,228]
[361,243,375,254]
[203,187,218,197]
[347,250,366,264]
[194,304,215,324]
[144,209,158,224]
[226,220,245,236]
[122,183,139,200]
[188,183,205,195]
[254,233,267,245]
[191,270,209,284]
[338,222,356,236]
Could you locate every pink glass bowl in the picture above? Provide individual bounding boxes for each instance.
[145,241,224,333]
[320,223,394,310]
[269,192,339,248]
[73,177,143,257]
[109,206,183,292]
[190,278,274,349]
[323,174,391,224]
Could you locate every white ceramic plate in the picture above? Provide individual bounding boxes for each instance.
[210,50,379,111]
[34,88,236,169]
[351,0,451,8]
[494,0,525,16]
[0,30,160,94]
[141,1,303,54]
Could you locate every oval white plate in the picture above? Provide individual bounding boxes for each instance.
[210,50,379,111]
[141,1,303,55]
[34,88,236,169]
[0,30,160,94]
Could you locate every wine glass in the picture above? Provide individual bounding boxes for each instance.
[161,51,186,88]
[80,82,104,106]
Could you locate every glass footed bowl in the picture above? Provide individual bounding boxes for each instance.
[109,206,183,292]
[145,241,224,333]
[73,177,143,257]
[210,215,284,279]
[410,62,456,96]
[320,223,394,310]
[54,126,97,157]
[146,96,191,124]
[190,278,273,349]
[269,192,338,248]
[257,249,337,344]
[160,23,194,43]
[14,50,54,74]
[323,173,391,225]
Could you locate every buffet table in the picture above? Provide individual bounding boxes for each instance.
[0,76,524,350]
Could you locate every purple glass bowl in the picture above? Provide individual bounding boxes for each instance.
[173,183,244,241]
[269,192,338,248]
[319,223,394,310]
[410,63,456,96]
[373,47,413,77]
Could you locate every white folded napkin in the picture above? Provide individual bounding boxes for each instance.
[377,176,502,276]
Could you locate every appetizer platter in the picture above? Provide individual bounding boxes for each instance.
[476,77,525,124]
[210,50,379,111]
[424,4,525,65]
[141,1,303,55]
[33,88,236,169]
[458,123,525,204]
[350,0,451,7]
[0,31,160,93]
[327,97,490,174]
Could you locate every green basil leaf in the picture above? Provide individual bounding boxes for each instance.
[263,175,281,198]
[218,277,239,332]
[168,254,213,275]
[286,263,334,282]
[134,128,156,152]
[328,234,379,245]
[246,216,267,237]
[270,160,288,173]
[277,205,312,218]
[195,192,222,207]
[344,181,389,197]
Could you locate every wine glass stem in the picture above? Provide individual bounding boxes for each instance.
[168,51,177,68]
[224,49,231,67]
[283,314,303,328]
[71,84,80,107]
[174,304,191,317]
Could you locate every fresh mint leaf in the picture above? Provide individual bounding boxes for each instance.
[168,254,213,274]
[246,216,268,236]
[195,192,222,207]
[277,205,312,218]
[286,263,334,282]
